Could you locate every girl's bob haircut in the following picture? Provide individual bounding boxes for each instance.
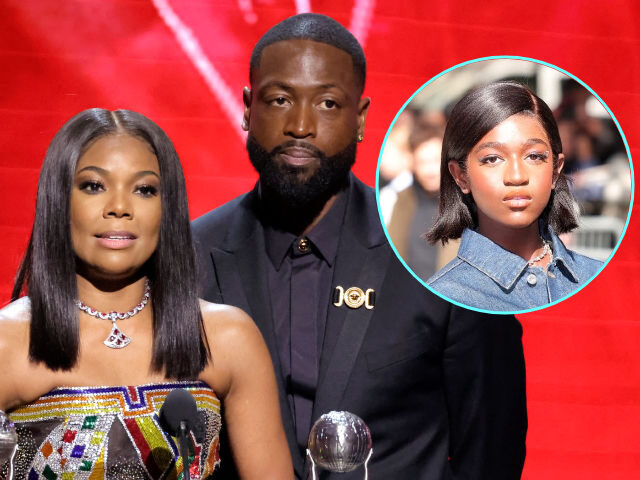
[427,80,578,244]
[12,108,209,378]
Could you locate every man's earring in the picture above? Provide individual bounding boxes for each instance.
[242,119,248,131]
[357,134,364,142]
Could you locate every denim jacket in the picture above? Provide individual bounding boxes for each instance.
[426,224,603,312]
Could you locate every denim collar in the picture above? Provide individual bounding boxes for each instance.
[457,222,580,290]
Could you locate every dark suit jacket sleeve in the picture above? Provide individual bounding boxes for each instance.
[443,306,527,479]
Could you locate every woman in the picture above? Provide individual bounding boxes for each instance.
[0,109,293,479]
[426,81,602,311]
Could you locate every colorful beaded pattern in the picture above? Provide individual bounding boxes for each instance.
[8,382,221,479]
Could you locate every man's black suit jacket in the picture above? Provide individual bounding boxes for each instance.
[192,175,527,479]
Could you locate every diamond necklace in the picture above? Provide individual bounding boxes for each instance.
[76,281,151,349]
[528,238,553,266]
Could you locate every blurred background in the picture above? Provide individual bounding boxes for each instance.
[1,1,640,478]
[379,59,632,280]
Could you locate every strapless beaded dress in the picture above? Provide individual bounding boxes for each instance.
[1,381,221,479]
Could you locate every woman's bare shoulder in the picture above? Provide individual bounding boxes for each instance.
[0,298,48,410]
[198,299,259,341]
[200,300,268,361]
[0,297,31,349]
[195,300,268,398]
[0,296,31,324]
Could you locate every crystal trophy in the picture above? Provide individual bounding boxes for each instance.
[306,411,373,479]
[0,411,17,480]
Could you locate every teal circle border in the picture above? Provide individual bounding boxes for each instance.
[375,55,635,316]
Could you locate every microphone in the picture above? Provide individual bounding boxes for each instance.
[159,389,200,480]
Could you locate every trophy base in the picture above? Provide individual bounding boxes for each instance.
[306,448,373,480]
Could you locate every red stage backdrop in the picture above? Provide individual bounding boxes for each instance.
[0,1,638,478]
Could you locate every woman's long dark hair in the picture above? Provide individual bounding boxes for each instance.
[12,109,209,378]
[427,81,579,243]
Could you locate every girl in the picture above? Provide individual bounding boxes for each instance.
[427,81,602,311]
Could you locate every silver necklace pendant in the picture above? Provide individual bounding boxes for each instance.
[104,320,132,349]
[76,281,150,350]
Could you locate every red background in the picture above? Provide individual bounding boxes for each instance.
[1,1,639,478]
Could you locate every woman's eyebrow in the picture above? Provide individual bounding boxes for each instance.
[473,137,549,153]
[473,141,502,152]
[76,165,160,179]
[76,165,108,175]
[523,137,549,147]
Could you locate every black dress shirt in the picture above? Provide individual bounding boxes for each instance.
[264,192,348,454]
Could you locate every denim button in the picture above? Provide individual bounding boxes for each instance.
[526,273,537,286]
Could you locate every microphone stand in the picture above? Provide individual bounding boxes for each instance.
[177,420,191,480]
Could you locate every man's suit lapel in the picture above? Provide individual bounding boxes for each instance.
[209,248,251,312]
[210,193,274,345]
[313,177,391,421]
[210,240,278,355]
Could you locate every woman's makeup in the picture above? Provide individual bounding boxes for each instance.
[462,114,561,236]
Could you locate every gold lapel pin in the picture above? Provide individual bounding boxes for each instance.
[333,286,375,310]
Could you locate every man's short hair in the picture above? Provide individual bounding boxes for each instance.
[249,13,366,93]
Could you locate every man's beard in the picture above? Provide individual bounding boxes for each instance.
[246,134,356,232]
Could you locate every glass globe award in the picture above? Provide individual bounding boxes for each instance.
[0,410,17,480]
[306,411,373,479]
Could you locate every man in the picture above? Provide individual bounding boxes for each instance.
[193,13,526,479]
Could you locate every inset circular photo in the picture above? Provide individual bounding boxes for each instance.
[377,57,633,314]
